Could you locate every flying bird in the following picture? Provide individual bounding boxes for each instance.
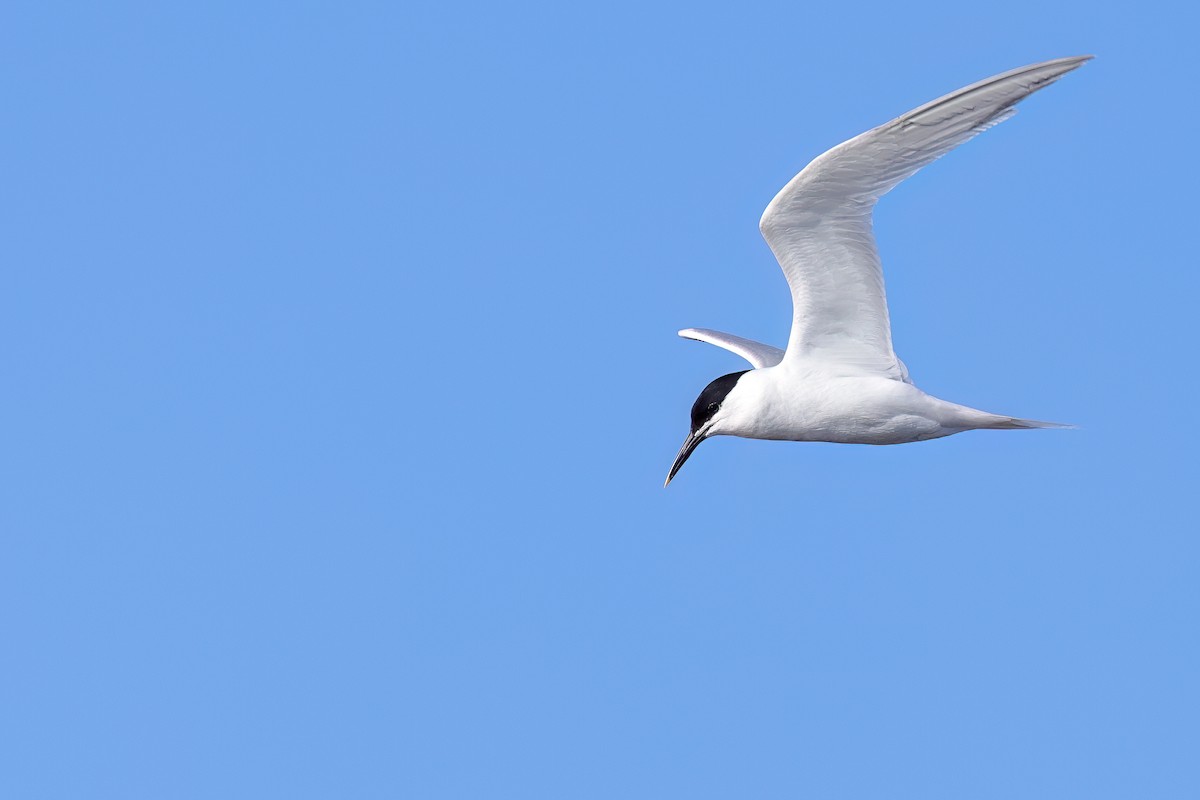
[666,56,1090,486]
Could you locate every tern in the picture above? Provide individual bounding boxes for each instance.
[666,56,1089,486]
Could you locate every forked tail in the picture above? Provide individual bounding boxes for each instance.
[984,416,1076,430]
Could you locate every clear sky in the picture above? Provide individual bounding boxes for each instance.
[2,2,1197,798]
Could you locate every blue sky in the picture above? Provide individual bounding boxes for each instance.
[2,2,1197,798]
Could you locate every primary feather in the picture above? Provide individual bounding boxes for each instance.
[759,55,1092,377]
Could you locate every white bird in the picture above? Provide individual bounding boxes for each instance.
[666,56,1090,486]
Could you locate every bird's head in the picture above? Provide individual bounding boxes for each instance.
[664,370,750,487]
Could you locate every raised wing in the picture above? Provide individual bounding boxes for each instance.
[759,56,1091,375]
[678,328,785,368]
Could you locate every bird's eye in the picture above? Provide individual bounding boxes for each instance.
[708,402,719,414]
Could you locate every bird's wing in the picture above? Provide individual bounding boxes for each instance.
[678,328,785,368]
[759,55,1091,376]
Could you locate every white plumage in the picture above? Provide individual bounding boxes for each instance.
[667,57,1089,486]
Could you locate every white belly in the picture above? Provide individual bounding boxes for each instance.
[730,370,975,445]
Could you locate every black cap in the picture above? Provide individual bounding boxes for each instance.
[690,370,748,432]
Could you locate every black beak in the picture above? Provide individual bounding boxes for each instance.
[664,431,706,487]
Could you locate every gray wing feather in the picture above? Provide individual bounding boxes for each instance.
[678,328,785,369]
[759,56,1092,376]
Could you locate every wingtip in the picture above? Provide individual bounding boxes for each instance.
[1046,54,1093,65]
[1003,54,1094,82]
[1052,54,1095,71]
